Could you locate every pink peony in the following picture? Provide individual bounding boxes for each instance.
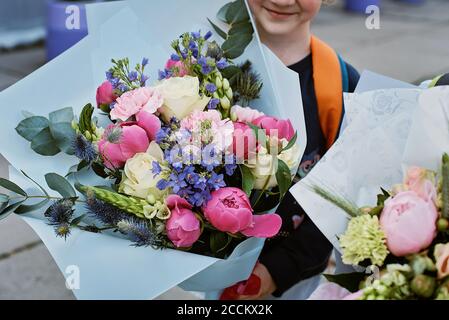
[98,123,150,170]
[404,166,436,202]
[252,116,295,141]
[230,105,264,123]
[232,122,257,161]
[110,87,163,121]
[136,111,161,141]
[165,59,189,77]
[96,81,117,107]
[380,191,438,257]
[166,195,201,248]
[203,187,282,238]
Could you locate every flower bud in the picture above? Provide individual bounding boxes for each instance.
[438,218,449,232]
[223,78,230,90]
[213,92,220,100]
[226,88,233,100]
[71,120,79,130]
[411,274,436,298]
[147,194,156,205]
[220,97,231,110]
[215,77,223,89]
[84,131,92,141]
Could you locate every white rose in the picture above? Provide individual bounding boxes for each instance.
[154,76,210,122]
[249,139,301,190]
[119,141,165,200]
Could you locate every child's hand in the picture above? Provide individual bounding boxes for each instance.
[237,263,276,300]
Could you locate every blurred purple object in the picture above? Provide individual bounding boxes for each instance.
[46,0,88,61]
[344,0,380,14]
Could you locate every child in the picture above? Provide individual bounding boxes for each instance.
[232,0,360,299]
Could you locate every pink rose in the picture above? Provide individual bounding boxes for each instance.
[404,166,436,202]
[136,111,161,141]
[98,123,150,170]
[434,243,449,279]
[96,81,117,107]
[166,195,201,248]
[252,116,295,141]
[110,87,163,121]
[165,59,188,78]
[203,187,282,238]
[230,105,264,123]
[232,122,257,161]
[380,191,438,256]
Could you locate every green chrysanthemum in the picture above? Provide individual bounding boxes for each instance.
[340,214,389,266]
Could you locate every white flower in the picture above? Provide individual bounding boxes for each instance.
[154,76,210,122]
[119,141,165,200]
[248,138,301,190]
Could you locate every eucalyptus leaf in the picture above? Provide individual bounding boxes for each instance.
[222,33,253,59]
[49,107,74,124]
[49,122,76,155]
[45,173,77,198]
[0,194,9,212]
[239,165,255,197]
[15,116,50,142]
[228,20,253,36]
[275,159,292,200]
[217,2,232,23]
[21,170,49,197]
[225,0,249,24]
[15,199,50,214]
[207,18,227,40]
[0,178,28,197]
[30,128,61,156]
[0,200,26,221]
[221,65,242,84]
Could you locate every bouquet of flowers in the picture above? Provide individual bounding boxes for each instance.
[0,0,305,299]
[292,83,449,300]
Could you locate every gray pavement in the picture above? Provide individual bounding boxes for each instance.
[0,0,448,300]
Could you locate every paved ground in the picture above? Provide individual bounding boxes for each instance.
[0,0,448,300]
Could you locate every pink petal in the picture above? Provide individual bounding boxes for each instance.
[166,195,192,210]
[98,140,126,169]
[136,111,161,141]
[119,125,150,159]
[241,214,282,238]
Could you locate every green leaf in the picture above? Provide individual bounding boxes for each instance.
[281,132,298,153]
[275,159,292,200]
[247,122,267,146]
[0,194,9,212]
[239,165,255,197]
[225,0,249,24]
[49,122,76,155]
[324,272,366,293]
[30,128,61,156]
[207,18,227,40]
[210,232,232,254]
[71,214,87,227]
[221,65,242,80]
[222,33,253,59]
[0,200,26,221]
[15,116,50,142]
[49,107,74,124]
[228,20,253,36]
[79,104,94,134]
[21,170,49,197]
[0,178,28,197]
[15,199,50,214]
[45,173,76,198]
[217,2,232,23]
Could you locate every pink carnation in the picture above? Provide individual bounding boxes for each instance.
[110,87,163,121]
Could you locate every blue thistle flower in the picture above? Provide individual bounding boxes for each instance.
[44,199,75,239]
[117,218,168,248]
[73,135,97,163]
[86,197,128,226]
